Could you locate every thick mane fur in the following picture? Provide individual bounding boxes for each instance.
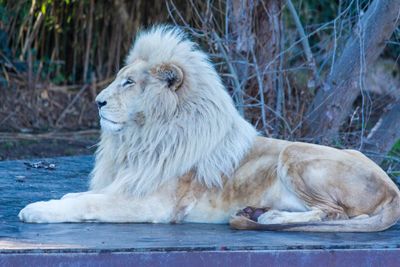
[90,26,257,196]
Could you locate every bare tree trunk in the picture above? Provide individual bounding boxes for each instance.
[305,0,400,142]
[228,0,254,116]
[254,1,282,135]
[253,1,282,93]
[228,0,282,126]
[362,100,400,163]
[83,0,94,83]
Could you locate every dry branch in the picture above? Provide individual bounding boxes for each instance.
[305,0,400,142]
[55,85,89,127]
[362,100,400,163]
[286,0,320,90]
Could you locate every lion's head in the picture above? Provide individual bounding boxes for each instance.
[95,59,184,133]
[91,26,257,196]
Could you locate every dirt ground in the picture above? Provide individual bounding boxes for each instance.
[0,131,99,160]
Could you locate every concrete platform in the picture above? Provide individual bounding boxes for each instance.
[1,156,400,266]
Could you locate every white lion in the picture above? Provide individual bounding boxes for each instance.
[19,26,400,232]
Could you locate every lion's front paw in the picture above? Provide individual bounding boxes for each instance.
[19,200,70,223]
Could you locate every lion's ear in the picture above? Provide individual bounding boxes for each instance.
[150,63,183,91]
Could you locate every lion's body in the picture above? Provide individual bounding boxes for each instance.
[19,26,400,232]
[184,137,400,232]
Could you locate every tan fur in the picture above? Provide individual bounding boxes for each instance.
[179,137,400,231]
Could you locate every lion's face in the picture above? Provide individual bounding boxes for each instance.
[95,59,183,132]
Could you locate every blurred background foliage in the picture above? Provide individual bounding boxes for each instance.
[0,0,399,181]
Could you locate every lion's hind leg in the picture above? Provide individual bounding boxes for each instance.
[231,206,328,231]
[229,208,328,231]
[257,208,326,224]
[235,206,326,224]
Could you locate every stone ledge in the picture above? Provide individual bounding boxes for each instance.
[1,156,399,266]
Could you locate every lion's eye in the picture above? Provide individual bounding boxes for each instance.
[122,78,135,87]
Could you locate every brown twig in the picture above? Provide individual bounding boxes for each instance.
[55,84,89,127]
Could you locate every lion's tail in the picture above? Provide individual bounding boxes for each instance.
[230,194,400,232]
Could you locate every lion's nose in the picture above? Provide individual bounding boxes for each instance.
[96,100,107,109]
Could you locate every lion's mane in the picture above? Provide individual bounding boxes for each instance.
[90,26,257,196]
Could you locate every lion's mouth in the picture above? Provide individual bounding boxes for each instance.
[100,115,121,125]
[99,114,124,132]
